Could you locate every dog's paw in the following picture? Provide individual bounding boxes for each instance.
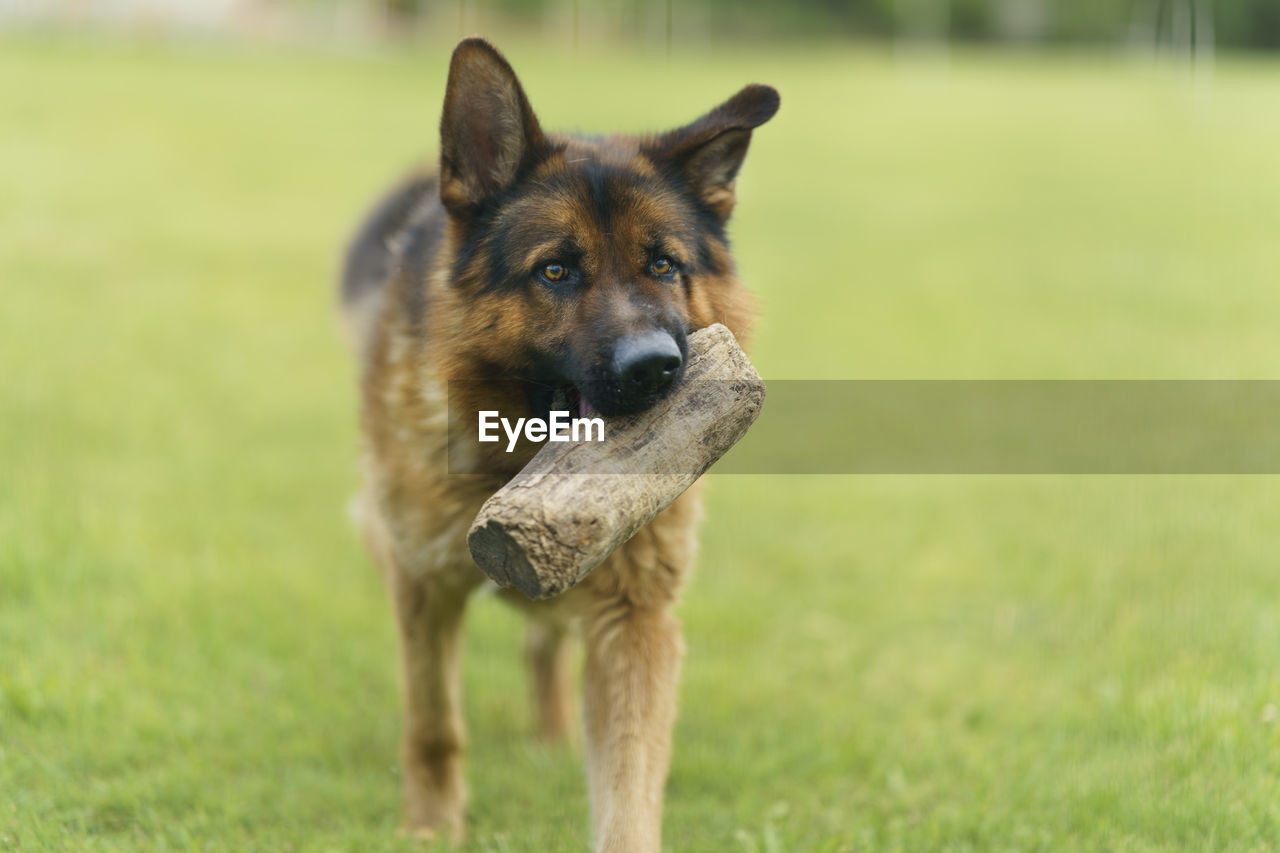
[396,804,468,845]
[398,815,466,845]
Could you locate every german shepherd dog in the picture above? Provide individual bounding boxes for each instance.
[340,38,777,850]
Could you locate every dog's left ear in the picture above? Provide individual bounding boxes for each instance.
[439,38,546,214]
[646,84,780,222]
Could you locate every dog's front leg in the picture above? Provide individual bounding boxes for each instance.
[390,565,472,840]
[526,618,574,742]
[582,600,683,853]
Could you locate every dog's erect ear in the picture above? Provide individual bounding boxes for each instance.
[646,84,779,222]
[439,38,545,213]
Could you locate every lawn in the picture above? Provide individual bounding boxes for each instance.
[2,33,1279,852]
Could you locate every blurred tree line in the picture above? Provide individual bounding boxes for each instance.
[386,0,1279,50]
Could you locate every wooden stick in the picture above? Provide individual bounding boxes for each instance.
[467,323,765,599]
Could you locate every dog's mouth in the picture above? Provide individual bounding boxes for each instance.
[548,384,600,420]
[531,365,682,421]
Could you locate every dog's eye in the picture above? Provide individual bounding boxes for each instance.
[650,257,676,277]
[542,263,569,283]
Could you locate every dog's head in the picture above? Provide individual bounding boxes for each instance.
[439,38,778,418]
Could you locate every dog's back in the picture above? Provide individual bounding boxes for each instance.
[338,174,444,356]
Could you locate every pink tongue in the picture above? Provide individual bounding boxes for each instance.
[578,395,597,418]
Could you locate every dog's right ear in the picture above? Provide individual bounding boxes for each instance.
[439,38,545,214]
[645,84,779,223]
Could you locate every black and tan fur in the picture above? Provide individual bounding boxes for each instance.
[340,38,777,851]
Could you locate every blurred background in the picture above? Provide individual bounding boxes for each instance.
[4,0,1278,50]
[3,2,1279,851]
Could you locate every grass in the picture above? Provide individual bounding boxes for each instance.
[3,33,1280,851]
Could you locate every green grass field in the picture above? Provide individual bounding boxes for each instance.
[3,34,1280,851]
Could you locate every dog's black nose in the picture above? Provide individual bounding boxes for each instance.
[612,331,683,398]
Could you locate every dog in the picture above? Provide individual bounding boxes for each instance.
[339,37,777,851]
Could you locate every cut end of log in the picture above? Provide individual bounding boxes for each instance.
[467,520,569,600]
